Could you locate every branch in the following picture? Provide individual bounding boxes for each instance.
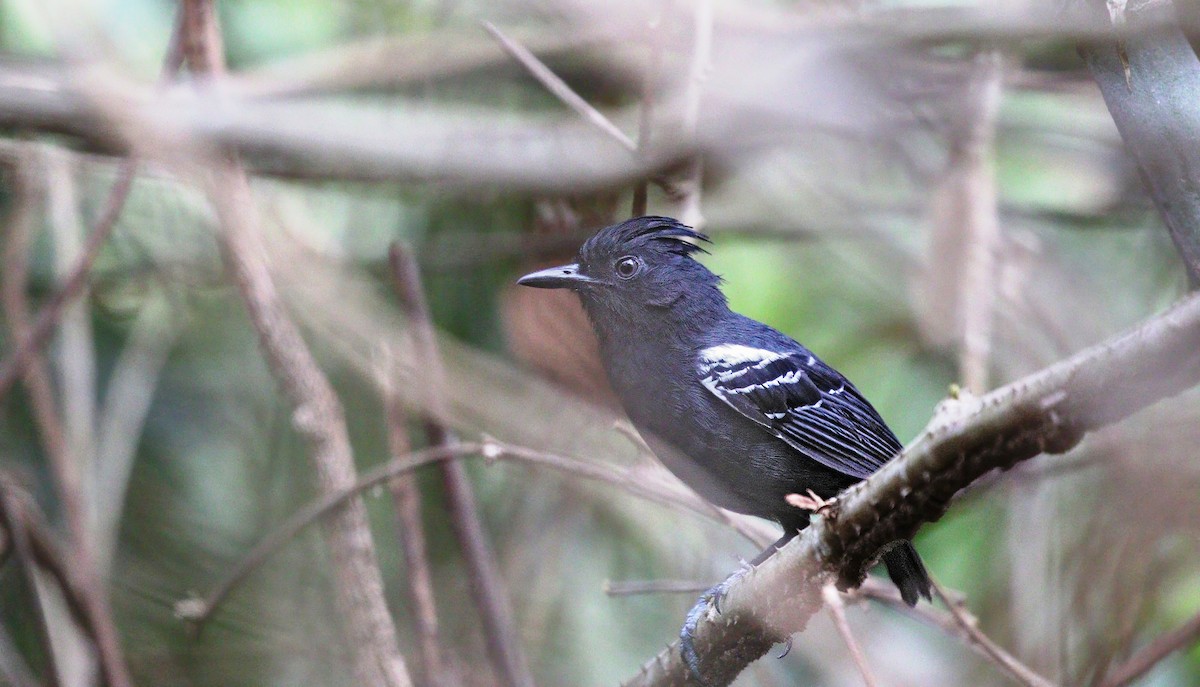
[178,2,412,686]
[822,584,879,687]
[1078,0,1200,285]
[0,13,183,407]
[483,21,636,151]
[381,256,447,687]
[930,580,1054,687]
[622,290,1200,686]
[1100,607,1200,687]
[0,150,133,687]
[388,244,534,687]
[177,438,759,628]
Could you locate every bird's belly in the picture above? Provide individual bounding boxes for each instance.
[635,417,856,521]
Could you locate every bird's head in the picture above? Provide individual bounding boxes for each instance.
[517,216,724,323]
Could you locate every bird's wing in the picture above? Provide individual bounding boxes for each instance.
[697,344,901,479]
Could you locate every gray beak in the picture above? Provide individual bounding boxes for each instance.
[516,263,597,289]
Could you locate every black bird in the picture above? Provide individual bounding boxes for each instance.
[517,216,931,673]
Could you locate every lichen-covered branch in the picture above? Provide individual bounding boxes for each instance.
[622,290,1200,687]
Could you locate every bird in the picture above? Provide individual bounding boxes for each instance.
[517,215,931,677]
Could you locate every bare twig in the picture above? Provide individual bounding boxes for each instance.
[623,290,1200,686]
[484,21,637,152]
[380,301,446,687]
[179,2,412,686]
[822,584,879,687]
[1,151,133,687]
[672,0,713,229]
[930,579,1055,687]
[849,579,1052,686]
[388,243,534,687]
[604,579,711,596]
[631,1,669,217]
[0,13,184,407]
[1100,607,1200,687]
[0,480,61,687]
[178,438,762,627]
[956,49,1004,393]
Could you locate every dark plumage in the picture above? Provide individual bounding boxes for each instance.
[518,216,931,670]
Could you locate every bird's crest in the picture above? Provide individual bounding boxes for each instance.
[586,216,710,258]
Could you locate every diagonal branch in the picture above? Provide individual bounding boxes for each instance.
[177,2,412,686]
[1100,607,1200,687]
[484,21,637,152]
[622,290,1200,686]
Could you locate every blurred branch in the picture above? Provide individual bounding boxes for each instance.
[672,0,712,229]
[380,365,447,687]
[1099,607,1200,687]
[0,619,38,687]
[0,478,62,687]
[0,65,683,191]
[604,579,710,596]
[388,244,534,687]
[483,21,637,151]
[930,579,1054,687]
[630,0,668,217]
[822,584,879,687]
[1079,0,1200,285]
[0,12,184,406]
[178,2,412,686]
[227,27,629,98]
[0,150,133,687]
[622,290,1200,687]
[178,438,763,628]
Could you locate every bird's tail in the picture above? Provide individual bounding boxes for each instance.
[882,540,932,606]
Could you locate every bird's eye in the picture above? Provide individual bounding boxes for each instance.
[614,256,641,279]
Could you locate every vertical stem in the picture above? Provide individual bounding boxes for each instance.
[388,244,534,687]
[179,2,413,686]
[382,351,449,687]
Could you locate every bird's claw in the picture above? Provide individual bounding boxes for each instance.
[679,569,749,684]
[776,636,793,659]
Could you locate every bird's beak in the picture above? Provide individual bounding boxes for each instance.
[516,263,597,289]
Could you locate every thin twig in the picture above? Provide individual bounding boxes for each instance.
[822,584,879,687]
[673,0,713,229]
[604,579,711,596]
[0,481,61,687]
[0,12,184,407]
[178,438,759,628]
[1100,608,1200,687]
[179,2,412,686]
[631,1,668,217]
[483,21,637,152]
[956,48,1004,393]
[930,579,1055,687]
[389,243,534,687]
[848,579,1051,687]
[1,151,133,687]
[379,295,448,687]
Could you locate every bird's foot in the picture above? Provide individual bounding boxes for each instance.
[786,489,839,516]
[679,568,749,684]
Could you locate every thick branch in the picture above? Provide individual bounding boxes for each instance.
[622,291,1200,686]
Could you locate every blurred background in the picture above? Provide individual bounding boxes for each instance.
[1,0,1199,686]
